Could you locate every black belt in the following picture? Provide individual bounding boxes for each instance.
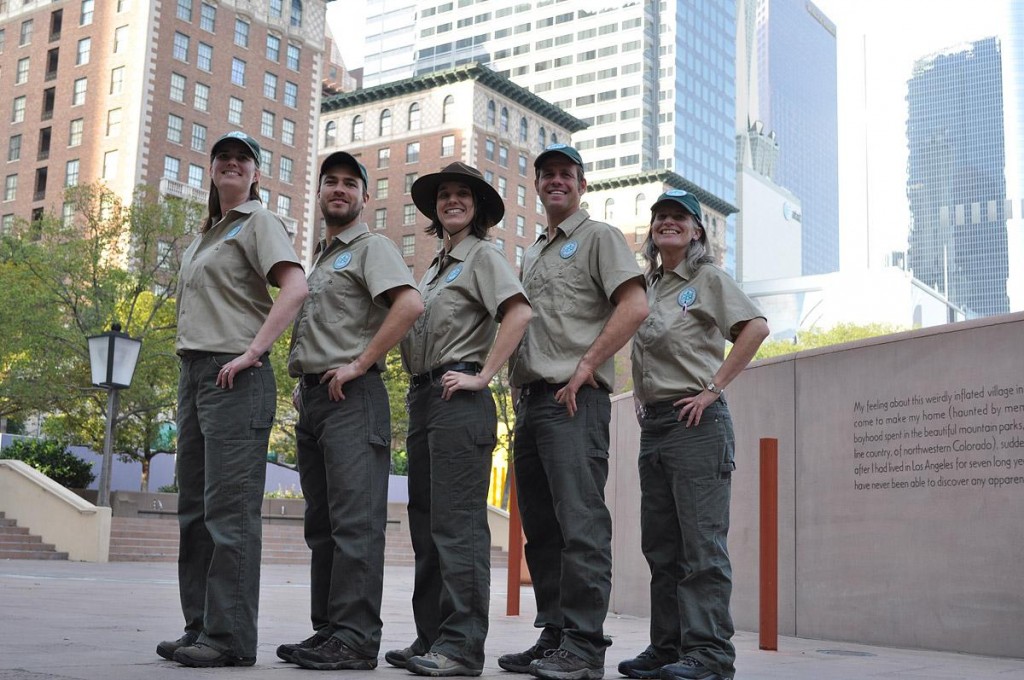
[521,380,568,396]
[410,362,481,388]
[301,365,380,388]
[178,350,269,362]
[640,395,702,419]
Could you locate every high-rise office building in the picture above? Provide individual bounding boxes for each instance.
[1002,2,1024,310]
[906,37,1010,317]
[0,0,328,258]
[755,0,838,275]
[358,0,737,257]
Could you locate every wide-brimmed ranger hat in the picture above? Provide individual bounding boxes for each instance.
[651,189,706,243]
[319,151,369,190]
[411,162,505,227]
[210,131,261,165]
[534,143,583,170]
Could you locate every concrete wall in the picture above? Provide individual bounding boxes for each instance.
[0,459,111,562]
[608,312,1024,658]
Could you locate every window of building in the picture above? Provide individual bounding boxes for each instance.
[194,82,210,111]
[279,156,293,183]
[261,110,275,138]
[497,177,507,198]
[498,145,508,168]
[200,3,216,31]
[403,204,416,225]
[352,115,364,141]
[234,19,249,47]
[282,118,295,146]
[188,164,204,188]
[36,127,51,160]
[173,32,189,61]
[4,175,18,202]
[485,139,495,161]
[45,49,59,80]
[515,244,525,268]
[518,154,528,176]
[33,169,47,202]
[76,37,91,65]
[197,42,212,71]
[487,100,496,126]
[72,78,87,106]
[283,81,298,108]
[261,150,273,177]
[107,108,122,137]
[191,123,206,152]
[270,0,283,17]
[538,127,547,149]
[376,178,389,199]
[69,118,83,146]
[8,136,22,162]
[378,147,390,168]
[290,0,303,26]
[231,58,246,86]
[374,208,387,230]
[495,237,505,251]
[170,72,186,101]
[176,0,192,21]
[15,57,30,85]
[500,107,509,132]
[408,103,421,131]
[515,215,526,236]
[99,150,117,180]
[263,72,278,99]
[228,97,243,125]
[406,142,419,163]
[110,66,125,95]
[380,109,392,136]
[443,95,454,123]
[441,135,455,156]
[266,34,280,61]
[19,19,33,46]
[167,114,184,143]
[517,185,527,207]
[259,187,270,205]
[112,25,128,53]
[402,234,415,256]
[286,43,300,70]
[163,156,180,180]
[0,29,5,52]
[277,194,291,216]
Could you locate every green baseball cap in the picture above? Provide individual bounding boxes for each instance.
[651,189,703,225]
[319,151,369,190]
[211,131,262,165]
[534,143,584,169]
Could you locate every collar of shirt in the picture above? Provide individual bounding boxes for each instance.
[535,208,590,245]
[427,234,481,284]
[209,199,263,232]
[313,222,370,262]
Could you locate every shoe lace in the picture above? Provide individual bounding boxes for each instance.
[679,656,702,668]
[637,648,661,661]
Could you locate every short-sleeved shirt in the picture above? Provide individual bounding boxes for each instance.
[631,259,765,404]
[400,235,527,376]
[287,222,416,377]
[176,200,302,354]
[510,208,643,390]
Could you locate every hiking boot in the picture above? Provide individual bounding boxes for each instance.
[277,632,330,663]
[386,642,427,669]
[156,632,198,661]
[407,651,482,677]
[173,642,256,667]
[659,656,725,680]
[499,643,557,674]
[292,636,378,671]
[530,649,604,680]
[617,647,675,679]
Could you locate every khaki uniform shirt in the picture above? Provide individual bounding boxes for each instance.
[176,200,301,354]
[510,209,643,390]
[631,259,765,404]
[287,223,415,377]
[400,235,527,376]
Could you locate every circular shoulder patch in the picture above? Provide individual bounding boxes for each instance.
[224,225,242,240]
[559,241,578,259]
[445,263,464,283]
[333,252,352,270]
[677,287,697,308]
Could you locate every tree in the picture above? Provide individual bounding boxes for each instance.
[753,322,906,360]
[0,183,201,490]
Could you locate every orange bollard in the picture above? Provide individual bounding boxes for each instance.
[759,437,778,651]
[506,468,523,616]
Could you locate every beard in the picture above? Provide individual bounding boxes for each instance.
[320,200,362,228]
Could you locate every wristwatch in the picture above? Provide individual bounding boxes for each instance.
[705,381,723,394]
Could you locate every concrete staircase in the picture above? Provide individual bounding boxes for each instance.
[109,516,508,566]
[0,512,69,560]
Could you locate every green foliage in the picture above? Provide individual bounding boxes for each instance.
[390,448,409,475]
[2,438,96,489]
[157,483,178,493]
[265,483,303,499]
[754,322,906,360]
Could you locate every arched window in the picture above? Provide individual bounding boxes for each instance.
[538,127,547,149]
[550,132,558,145]
[635,193,646,215]
[351,115,363,141]
[500,106,509,133]
[487,100,496,126]
[290,0,302,27]
[380,109,392,136]
[519,117,528,143]
[442,95,455,124]
[604,198,615,221]
[408,102,421,131]
[324,120,336,147]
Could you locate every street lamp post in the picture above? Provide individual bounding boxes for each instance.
[87,323,142,508]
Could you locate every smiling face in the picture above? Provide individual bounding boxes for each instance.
[535,157,586,223]
[318,165,367,228]
[210,140,260,195]
[435,180,477,237]
[650,206,702,258]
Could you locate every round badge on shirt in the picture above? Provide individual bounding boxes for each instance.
[677,287,696,308]
[333,252,352,270]
[445,263,463,283]
[225,225,242,240]
[559,241,578,259]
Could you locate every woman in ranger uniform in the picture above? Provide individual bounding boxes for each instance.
[618,190,768,680]
[387,162,532,677]
[158,131,308,668]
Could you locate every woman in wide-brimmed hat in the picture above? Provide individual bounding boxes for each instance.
[389,162,532,677]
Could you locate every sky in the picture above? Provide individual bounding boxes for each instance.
[326,1,1020,309]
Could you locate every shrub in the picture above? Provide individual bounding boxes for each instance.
[391,449,408,476]
[2,438,96,489]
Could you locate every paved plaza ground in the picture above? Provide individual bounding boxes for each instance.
[2,561,1022,679]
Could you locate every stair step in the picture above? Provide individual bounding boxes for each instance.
[0,548,69,560]
[0,525,31,535]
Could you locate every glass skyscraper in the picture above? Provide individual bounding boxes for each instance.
[756,0,839,275]
[906,37,1010,318]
